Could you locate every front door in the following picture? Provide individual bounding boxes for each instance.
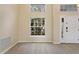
[60,16,79,43]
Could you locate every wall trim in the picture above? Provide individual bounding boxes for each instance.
[18,41,53,43]
[0,42,18,54]
[53,42,61,44]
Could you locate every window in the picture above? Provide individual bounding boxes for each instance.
[31,4,45,12]
[60,4,77,11]
[31,18,45,35]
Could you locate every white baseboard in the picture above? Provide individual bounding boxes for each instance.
[0,42,18,54]
[18,41,53,43]
[53,42,61,44]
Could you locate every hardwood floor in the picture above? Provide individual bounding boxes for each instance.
[5,42,79,54]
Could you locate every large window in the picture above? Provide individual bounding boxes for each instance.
[31,18,45,35]
[31,4,45,12]
[60,4,77,11]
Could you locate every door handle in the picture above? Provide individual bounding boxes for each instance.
[61,18,64,38]
[66,27,68,32]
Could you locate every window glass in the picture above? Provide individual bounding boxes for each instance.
[31,4,45,12]
[60,4,77,11]
[31,18,45,35]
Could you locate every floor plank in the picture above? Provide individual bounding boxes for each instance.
[5,42,79,54]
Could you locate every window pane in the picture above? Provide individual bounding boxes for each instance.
[31,18,45,35]
[31,4,45,12]
[60,4,77,11]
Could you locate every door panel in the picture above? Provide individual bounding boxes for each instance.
[61,16,79,43]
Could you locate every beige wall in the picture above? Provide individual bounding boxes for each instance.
[0,4,79,52]
[0,5,19,53]
[18,4,79,43]
[18,4,53,42]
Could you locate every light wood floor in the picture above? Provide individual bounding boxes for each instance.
[5,42,79,54]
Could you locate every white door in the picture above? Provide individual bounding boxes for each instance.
[60,16,79,43]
